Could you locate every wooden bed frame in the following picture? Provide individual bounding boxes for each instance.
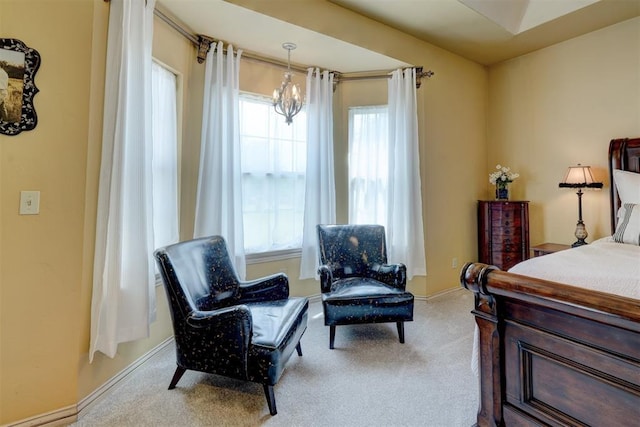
[461,137,640,426]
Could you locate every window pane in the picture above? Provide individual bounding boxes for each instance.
[239,94,307,254]
[151,61,179,250]
[348,105,389,227]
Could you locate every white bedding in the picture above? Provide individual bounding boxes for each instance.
[508,237,640,300]
[471,237,640,378]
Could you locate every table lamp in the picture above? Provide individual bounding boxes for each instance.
[558,164,603,247]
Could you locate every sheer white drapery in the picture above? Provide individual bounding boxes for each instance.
[348,105,389,226]
[299,68,336,279]
[90,0,156,362]
[193,42,246,279]
[387,68,426,278]
[151,62,179,251]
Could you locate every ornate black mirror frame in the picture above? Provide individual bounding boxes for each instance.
[0,38,40,136]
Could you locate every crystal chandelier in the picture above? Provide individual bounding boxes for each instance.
[272,42,303,125]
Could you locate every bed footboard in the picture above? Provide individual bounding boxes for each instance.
[461,262,640,427]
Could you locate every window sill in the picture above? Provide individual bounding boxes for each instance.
[154,249,302,288]
[246,248,301,264]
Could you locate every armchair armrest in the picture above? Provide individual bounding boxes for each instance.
[318,264,335,293]
[238,273,289,303]
[186,305,252,332]
[369,263,407,290]
[185,305,252,370]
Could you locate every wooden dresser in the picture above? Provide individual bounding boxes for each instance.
[477,200,530,270]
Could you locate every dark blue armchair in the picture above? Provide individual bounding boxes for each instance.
[154,236,308,415]
[317,224,414,349]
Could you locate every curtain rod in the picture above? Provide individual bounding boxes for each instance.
[154,5,308,73]
[152,4,434,87]
[334,67,434,88]
[154,7,198,45]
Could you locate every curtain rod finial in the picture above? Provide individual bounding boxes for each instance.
[197,35,216,63]
[415,66,434,88]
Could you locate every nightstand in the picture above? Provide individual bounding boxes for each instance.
[531,243,571,257]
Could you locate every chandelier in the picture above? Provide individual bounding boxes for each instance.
[272,42,304,125]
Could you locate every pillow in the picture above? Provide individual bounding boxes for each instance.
[613,169,640,204]
[613,203,640,245]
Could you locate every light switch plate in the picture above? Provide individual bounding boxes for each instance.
[19,191,40,215]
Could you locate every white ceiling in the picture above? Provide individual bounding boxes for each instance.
[457,0,599,34]
[156,0,409,73]
[157,0,640,71]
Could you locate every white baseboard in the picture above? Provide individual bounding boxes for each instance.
[421,286,465,301]
[3,406,76,427]
[4,337,174,427]
[77,337,174,416]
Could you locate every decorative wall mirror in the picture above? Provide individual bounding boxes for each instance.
[0,38,40,136]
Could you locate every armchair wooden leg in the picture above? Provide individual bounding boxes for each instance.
[329,325,336,349]
[397,321,405,344]
[168,366,187,390]
[263,384,277,415]
[295,342,303,356]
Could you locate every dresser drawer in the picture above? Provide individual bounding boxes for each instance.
[478,200,530,271]
[489,205,522,217]
[490,227,524,240]
[489,251,522,270]
[491,216,523,228]
[492,240,522,254]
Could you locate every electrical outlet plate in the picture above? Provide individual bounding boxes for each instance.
[19,191,40,215]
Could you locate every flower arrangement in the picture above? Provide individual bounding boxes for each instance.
[489,164,519,188]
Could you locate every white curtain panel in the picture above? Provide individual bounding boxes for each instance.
[387,68,427,278]
[193,42,246,279]
[151,62,179,251]
[299,68,336,279]
[90,0,156,362]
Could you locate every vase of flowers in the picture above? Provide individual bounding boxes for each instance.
[489,164,519,200]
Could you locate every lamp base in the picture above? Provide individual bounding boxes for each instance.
[572,220,588,248]
[571,239,587,248]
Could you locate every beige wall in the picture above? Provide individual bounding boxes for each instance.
[0,1,189,424]
[1,0,96,422]
[175,17,487,299]
[14,0,637,423]
[228,0,489,297]
[0,0,503,424]
[214,1,488,298]
[488,17,640,247]
[5,2,636,426]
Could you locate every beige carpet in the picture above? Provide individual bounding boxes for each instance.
[71,289,479,427]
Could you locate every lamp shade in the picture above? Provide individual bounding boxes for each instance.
[558,164,603,189]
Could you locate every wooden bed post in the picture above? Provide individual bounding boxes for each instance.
[461,263,504,427]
